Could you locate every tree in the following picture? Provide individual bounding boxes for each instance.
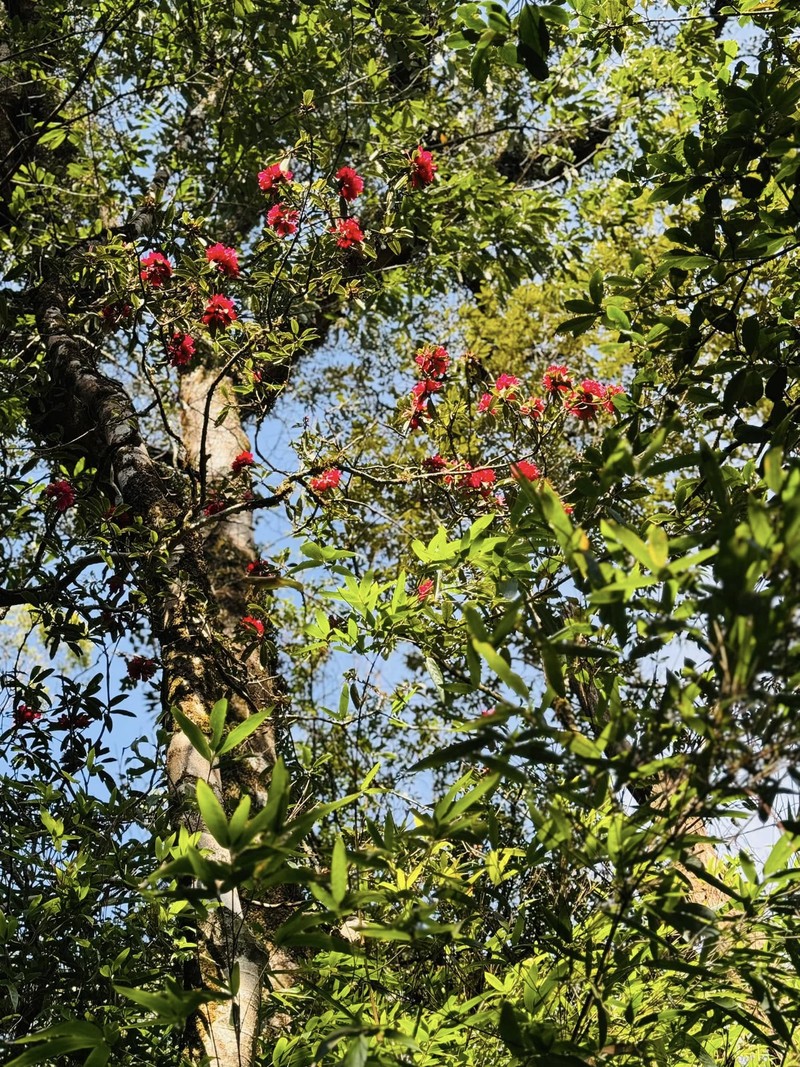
[3,0,800,1065]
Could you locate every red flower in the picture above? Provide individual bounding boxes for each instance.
[258,164,293,192]
[14,704,41,727]
[411,380,442,404]
[495,373,520,397]
[519,396,545,420]
[409,145,438,188]
[247,559,275,577]
[331,217,364,248]
[127,656,157,682]
[335,166,364,201]
[206,243,240,278]
[477,392,498,416]
[603,384,625,413]
[55,711,91,729]
[202,294,237,331]
[139,251,173,287]
[241,615,265,638]
[44,479,76,512]
[167,333,196,368]
[107,574,126,595]
[231,450,254,475]
[566,379,607,421]
[203,495,228,516]
[511,460,541,481]
[266,203,299,237]
[309,468,342,493]
[417,578,435,601]
[543,364,573,394]
[423,454,449,473]
[101,302,132,329]
[461,467,496,494]
[414,345,449,379]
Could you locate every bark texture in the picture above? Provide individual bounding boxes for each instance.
[33,282,291,1066]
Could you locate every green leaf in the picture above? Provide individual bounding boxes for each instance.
[218,706,273,756]
[171,706,213,763]
[330,835,348,905]
[472,638,529,698]
[196,779,230,849]
[209,698,228,751]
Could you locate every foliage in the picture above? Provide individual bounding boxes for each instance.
[2,0,800,1065]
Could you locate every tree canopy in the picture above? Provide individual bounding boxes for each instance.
[2,0,800,1065]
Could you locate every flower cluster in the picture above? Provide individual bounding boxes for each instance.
[167,333,196,368]
[335,166,364,201]
[267,203,299,237]
[459,465,497,497]
[247,559,276,577]
[140,251,173,287]
[231,450,254,475]
[241,615,265,638]
[511,460,541,482]
[101,301,132,329]
[331,217,364,248]
[409,145,437,189]
[202,495,228,516]
[408,343,450,429]
[206,243,240,278]
[14,704,41,728]
[202,294,237,331]
[54,712,91,730]
[542,364,625,421]
[309,468,342,493]
[44,479,76,512]
[258,163,293,193]
[417,578,434,601]
[127,656,157,682]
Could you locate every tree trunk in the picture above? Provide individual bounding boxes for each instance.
[33,284,292,1065]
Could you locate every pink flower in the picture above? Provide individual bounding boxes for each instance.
[167,333,196,368]
[139,251,172,287]
[266,203,299,237]
[414,345,449,379]
[206,243,240,278]
[241,615,265,638]
[519,396,545,420]
[511,460,541,481]
[409,145,438,188]
[477,392,498,416]
[566,379,607,421]
[14,704,41,727]
[202,294,237,331]
[331,217,364,248]
[309,468,342,493]
[543,364,573,394]
[417,578,434,601]
[127,656,157,682]
[231,450,254,475]
[44,480,76,512]
[481,707,496,717]
[335,166,364,201]
[603,384,625,413]
[258,164,293,192]
[494,373,520,396]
